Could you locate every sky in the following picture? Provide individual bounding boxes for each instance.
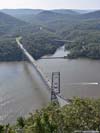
[0,0,100,10]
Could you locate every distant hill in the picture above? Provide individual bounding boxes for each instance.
[1,9,43,15]
[62,18,100,40]
[34,10,78,24]
[35,11,63,22]
[1,9,79,24]
[0,11,25,25]
[1,9,44,23]
[73,9,95,14]
[0,11,27,36]
[74,19,100,30]
[1,9,98,24]
[52,9,79,15]
[61,18,100,59]
[0,11,46,36]
[81,10,100,19]
[32,10,80,34]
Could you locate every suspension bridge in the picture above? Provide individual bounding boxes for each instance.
[16,37,69,107]
[15,37,99,133]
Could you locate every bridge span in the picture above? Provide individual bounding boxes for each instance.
[16,37,69,107]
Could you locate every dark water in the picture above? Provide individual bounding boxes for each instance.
[0,46,100,124]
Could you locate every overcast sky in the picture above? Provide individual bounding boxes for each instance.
[0,0,100,10]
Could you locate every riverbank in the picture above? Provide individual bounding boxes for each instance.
[37,45,100,99]
[0,34,64,61]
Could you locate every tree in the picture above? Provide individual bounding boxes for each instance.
[17,117,25,129]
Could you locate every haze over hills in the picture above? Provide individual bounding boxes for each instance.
[1,9,43,23]
[1,9,79,24]
[51,9,79,15]
[1,9,94,23]
[73,9,95,14]
[2,9,43,15]
[1,9,99,25]
[1,9,94,16]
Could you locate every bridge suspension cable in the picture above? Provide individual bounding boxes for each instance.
[16,37,69,107]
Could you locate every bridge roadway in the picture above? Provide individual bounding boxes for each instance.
[54,39,75,43]
[16,37,69,107]
[40,57,66,59]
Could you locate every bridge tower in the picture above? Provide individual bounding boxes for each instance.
[51,72,60,102]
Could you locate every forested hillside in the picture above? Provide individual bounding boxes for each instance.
[81,10,100,19]
[63,19,100,59]
[0,9,100,61]
[0,12,26,36]
[0,11,64,61]
[1,9,43,24]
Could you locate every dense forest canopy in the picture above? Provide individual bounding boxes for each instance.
[0,9,100,61]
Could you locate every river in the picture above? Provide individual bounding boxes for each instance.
[0,62,50,124]
[0,46,100,124]
[37,46,100,98]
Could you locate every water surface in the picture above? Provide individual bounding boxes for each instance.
[0,62,50,124]
[0,46,100,124]
[38,46,100,98]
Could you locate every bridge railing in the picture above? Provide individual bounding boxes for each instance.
[16,37,69,107]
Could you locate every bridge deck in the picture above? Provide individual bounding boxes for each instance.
[16,37,69,107]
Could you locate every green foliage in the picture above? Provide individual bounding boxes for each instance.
[21,31,63,60]
[0,31,63,61]
[1,98,100,132]
[0,11,64,61]
[23,98,100,132]
[62,97,100,132]
[0,125,4,133]
[64,22,100,59]
[17,117,25,128]
[0,10,100,61]
[0,38,23,61]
